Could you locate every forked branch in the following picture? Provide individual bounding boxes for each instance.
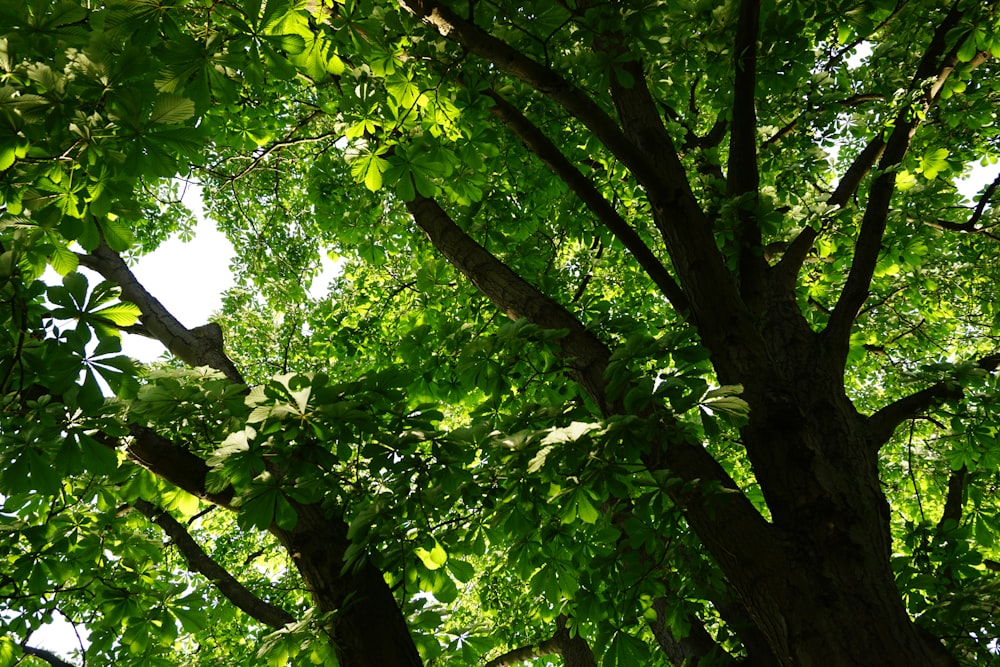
[404,194,777,613]
[927,171,1000,236]
[400,0,649,178]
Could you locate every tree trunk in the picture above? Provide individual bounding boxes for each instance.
[697,298,958,666]
[274,504,424,667]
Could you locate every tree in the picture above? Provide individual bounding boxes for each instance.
[1,0,999,665]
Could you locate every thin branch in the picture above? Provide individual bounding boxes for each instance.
[133,499,295,628]
[825,0,911,70]
[571,237,602,303]
[906,420,926,523]
[485,90,689,312]
[772,137,888,291]
[966,171,1000,227]
[924,171,1000,235]
[226,111,328,182]
[762,94,885,148]
[775,24,986,288]
[828,135,889,209]
[77,239,244,384]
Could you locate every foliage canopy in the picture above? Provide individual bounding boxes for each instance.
[2,0,1000,665]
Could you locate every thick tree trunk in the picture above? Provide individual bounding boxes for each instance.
[700,298,957,666]
[273,504,423,667]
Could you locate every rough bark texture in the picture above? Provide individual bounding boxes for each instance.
[271,505,424,667]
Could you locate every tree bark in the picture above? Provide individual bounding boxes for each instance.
[271,504,424,667]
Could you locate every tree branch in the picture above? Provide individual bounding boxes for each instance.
[726,0,765,306]
[483,617,596,667]
[867,354,1000,449]
[925,171,1000,234]
[483,637,562,667]
[824,2,971,358]
[938,465,967,531]
[405,194,614,413]
[649,597,735,666]
[605,60,768,382]
[399,0,655,182]
[77,240,244,384]
[402,0,766,380]
[867,384,962,447]
[775,21,989,290]
[404,0,713,252]
[762,94,885,148]
[485,90,689,313]
[19,644,76,667]
[831,136,891,209]
[772,135,889,292]
[133,499,295,628]
[225,111,331,182]
[93,426,236,508]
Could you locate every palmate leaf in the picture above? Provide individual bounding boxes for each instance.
[350,149,390,191]
[149,93,195,125]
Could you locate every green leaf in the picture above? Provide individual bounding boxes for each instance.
[171,604,210,633]
[274,492,298,530]
[0,143,15,171]
[919,148,950,180]
[48,244,79,275]
[414,540,448,570]
[351,150,389,191]
[92,302,142,326]
[149,93,196,125]
[575,492,599,524]
[238,488,278,531]
[446,558,475,583]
